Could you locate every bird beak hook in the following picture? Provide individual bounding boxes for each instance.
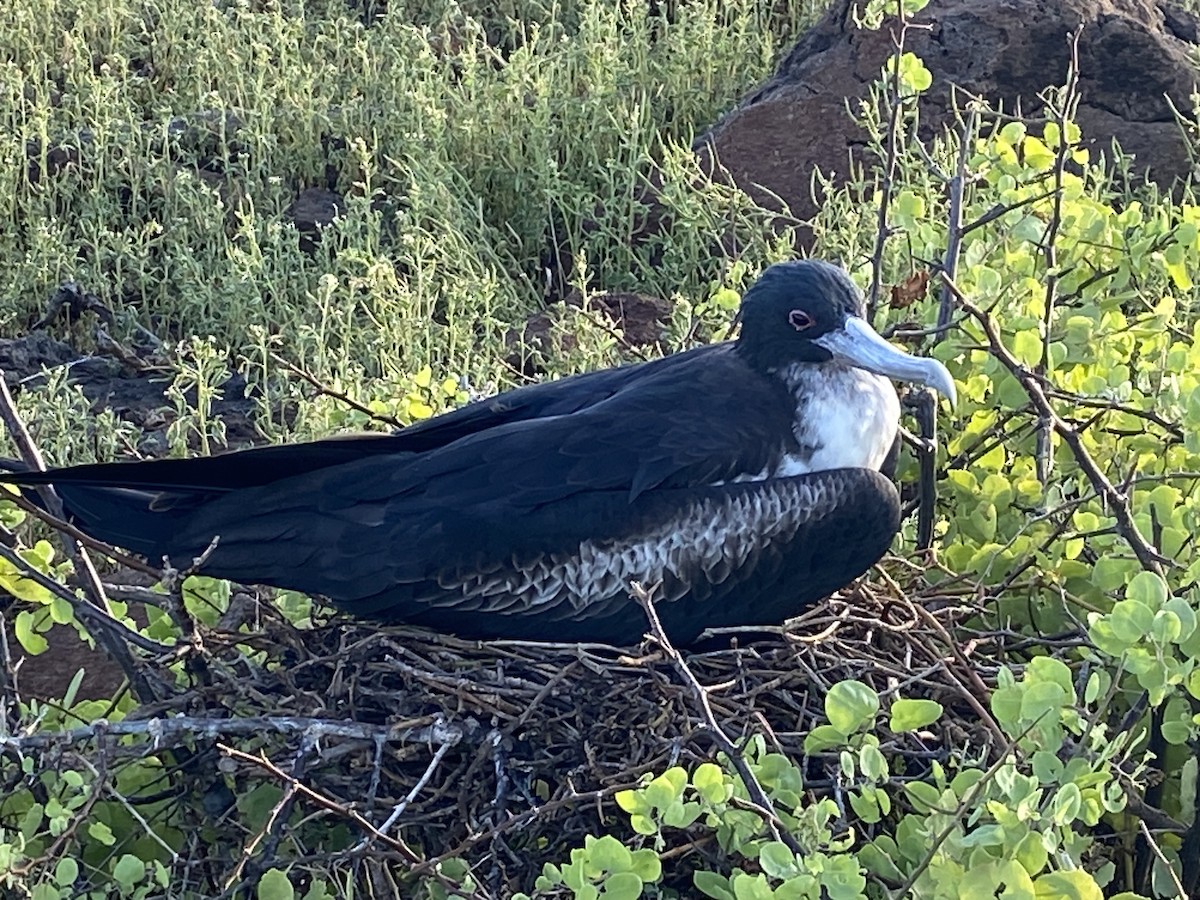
[815,317,957,407]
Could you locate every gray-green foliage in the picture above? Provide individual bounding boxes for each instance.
[1,0,816,442]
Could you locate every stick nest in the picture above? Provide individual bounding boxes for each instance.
[4,562,1011,897]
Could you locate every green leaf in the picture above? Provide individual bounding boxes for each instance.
[630,814,657,836]
[1109,599,1155,643]
[804,724,848,753]
[14,610,48,655]
[991,685,1024,727]
[1020,680,1069,724]
[694,871,735,900]
[894,190,926,222]
[859,742,889,781]
[1084,670,1110,705]
[1015,830,1049,877]
[601,872,642,900]
[54,857,78,887]
[889,698,943,732]
[88,820,116,846]
[112,854,145,889]
[1126,572,1169,610]
[692,763,726,803]
[1011,329,1043,366]
[962,860,1035,899]
[1032,870,1103,900]
[1091,557,1132,592]
[1026,657,1074,695]
[615,790,645,814]
[1022,135,1055,169]
[1050,783,1082,825]
[258,869,295,900]
[904,781,942,814]
[731,872,774,900]
[661,800,702,828]
[825,680,879,735]
[758,841,798,879]
[629,849,661,883]
[644,768,686,810]
[1031,750,1063,784]
[590,834,632,872]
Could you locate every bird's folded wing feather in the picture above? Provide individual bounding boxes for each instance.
[167,348,794,591]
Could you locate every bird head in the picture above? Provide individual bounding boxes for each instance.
[734,260,956,406]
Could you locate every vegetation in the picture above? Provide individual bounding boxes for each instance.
[2,0,1200,898]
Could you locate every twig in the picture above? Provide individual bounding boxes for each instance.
[866,0,924,322]
[934,100,977,340]
[1139,818,1188,899]
[0,543,171,656]
[361,737,455,848]
[269,352,404,429]
[0,713,463,751]
[223,736,315,892]
[632,581,804,855]
[217,742,423,863]
[1034,30,1082,486]
[76,756,181,862]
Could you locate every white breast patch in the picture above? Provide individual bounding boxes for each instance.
[778,363,901,474]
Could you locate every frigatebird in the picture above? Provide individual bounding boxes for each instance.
[2,261,954,645]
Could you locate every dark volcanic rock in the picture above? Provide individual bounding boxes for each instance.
[506,290,673,375]
[697,0,1200,243]
[288,187,346,253]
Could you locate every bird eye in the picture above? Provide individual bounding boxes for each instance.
[789,309,813,331]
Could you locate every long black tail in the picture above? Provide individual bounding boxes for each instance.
[0,434,407,560]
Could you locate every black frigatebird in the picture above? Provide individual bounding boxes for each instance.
[1,261,954,645]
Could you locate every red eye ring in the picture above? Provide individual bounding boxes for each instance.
[789,309,813,331]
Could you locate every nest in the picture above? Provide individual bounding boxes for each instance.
[2,566,1003,897]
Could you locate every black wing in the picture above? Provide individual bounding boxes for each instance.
[3,348,701,498]
[5,343,795,573]
[164,344,796,579]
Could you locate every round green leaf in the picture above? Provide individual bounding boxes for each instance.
[615,790,646,815]
[590,834,632,871]
[758,841,798,879]
[825,680,879,735]
[1020,681,1068,723]
[694,871,735,900]
[1126,571,1169,610]
[629,814,657,836]
[257,869,295,900]
[1108,599,1154,644]
[1032,870,1103,900]
[112,855,145,889]
[600,872,642,900]
[54,857,78,887]
[692,763,726,803]
[629,849,661,883]
[1026,657,1074,694]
